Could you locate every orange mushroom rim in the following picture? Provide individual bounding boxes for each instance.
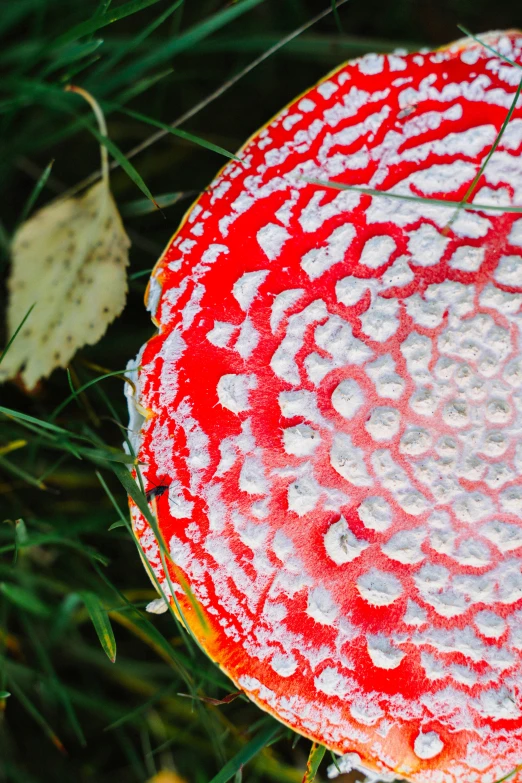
[126,31,522,783]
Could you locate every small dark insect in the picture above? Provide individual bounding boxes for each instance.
[145,484,168,502]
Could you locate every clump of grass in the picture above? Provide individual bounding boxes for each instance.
[0,2,518,782]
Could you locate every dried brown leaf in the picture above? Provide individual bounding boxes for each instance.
[1,92,132,394]
[1,181,129,390]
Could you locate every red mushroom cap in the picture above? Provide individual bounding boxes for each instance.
[127,31,522,782]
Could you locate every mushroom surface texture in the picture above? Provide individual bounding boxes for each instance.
[126,31,522,783]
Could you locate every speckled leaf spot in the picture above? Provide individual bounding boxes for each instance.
[1,88,130,391]
[127,32,522,783]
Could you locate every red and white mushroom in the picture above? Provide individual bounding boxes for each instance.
[126,31,522,782]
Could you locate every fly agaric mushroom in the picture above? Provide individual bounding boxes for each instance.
[126,31,522,783]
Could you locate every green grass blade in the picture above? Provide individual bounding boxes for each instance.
[87,122,159,207]
[303,743,326,783]
[13,519,28,565]
[115,68,173,104]
[93,0,113,18]
[112,0,267,84]
[329,751,342,774]
[59,53,102,84]
[111,459,208,649]
[20,612,87,747]
[91,556,195,684]
[107,520,126,530]
[104,681,176,730]
[208,722,282,783]
[50,367,130,421]
[0,582,51,617]
[88,0,184,81]
[128,266,154,279]
[118,105,239,160]
[122,191,190,217]
[42,39,104,76]
[66,367,79,405]
[493,767,522,783]
[445,74,522,228]
[305,178,522,214]
[457,26,522,70]
[0,408,102,461]
[0,534,109,564]
[53,0,165,49]
[0,454,46,490]
[106,461,202,655]
[7,678,66,753]
[1,76,76,112]
[149,32,415,59]
[95,470,198,656]
[0,303,36,367]
[36,453,68,484]
[17,159,54,224]
[110,461,164,547]
[0,405,77,436]
[331,1,344,34]
[80,590,117,663]
[73,445,139,465]
[159,545,209,640]
[95,470,131,529]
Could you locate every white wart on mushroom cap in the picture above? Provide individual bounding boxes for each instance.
[128,31,522,783]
